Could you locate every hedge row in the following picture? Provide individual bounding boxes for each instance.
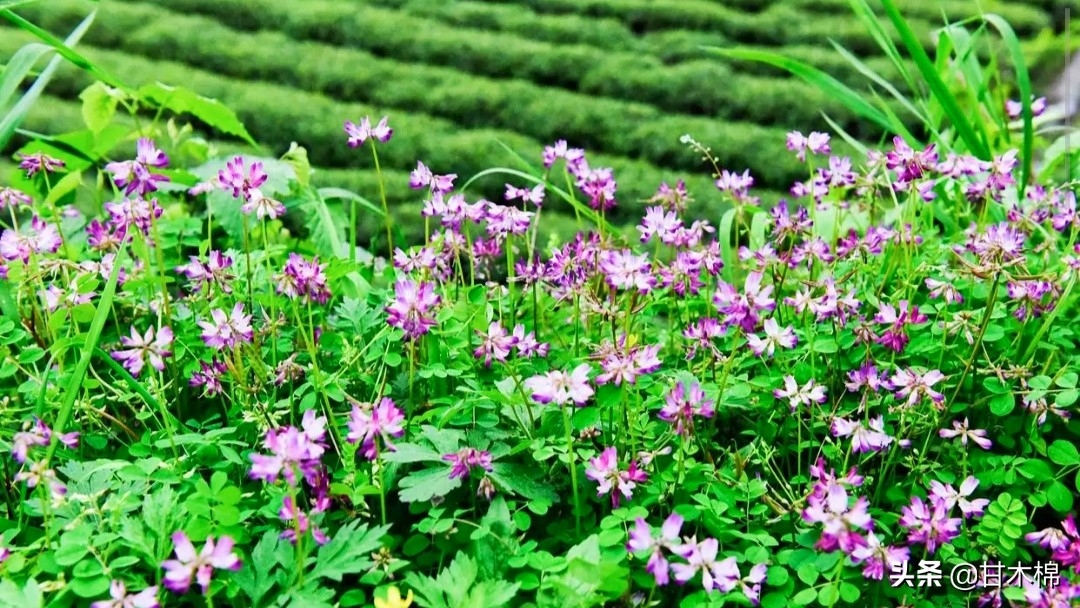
[0,32,772,226]
[10,4,876,177]
[113,0,929,71]
[360,0,643,53]
[464,0,941,56]
[784,0,1051,37]
[25,0,905,144]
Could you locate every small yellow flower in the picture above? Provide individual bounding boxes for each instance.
[374,586,414,608]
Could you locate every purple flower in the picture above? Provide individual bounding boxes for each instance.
[637,206,682,244]
[511,325,548,358]
[161,532,241,595]
[18,152,64,177]
[190,361,227,397]
[524,364,594,406]
[240,188,286,220]
[11,417,78,464]
[873,301,927,353]
[105,138,170,196]
[90,580,159,608]
[541,140,585,169]
[505,183,545,207]
[1006,95,1047,119]
[346,398,405,460]
[801,483,873,553]
[627,514,683,586]
[938,418,992,450]
[111,325,173,377]
[595,343,661,386]
[713,271,775,332]
[786,131,831,162]
[217,156,267,201]
[0,187,31,210]
[890,367,946,409]
[198,303,254,350]
[849,533,909,580]
[929,476,989,518]
[831,415,893,454]
[249,411,327,487]
[658,381,715,437]
[275,253,330,304]
[845,362,889,393]
[898,496,962,554]
[279,495,329,546]
[774,375,827,411]
[670,537,740,592]
[344,116,392,147]
[386,279,440,340]
[0,216,63,263]
[745,318,797,357]
[442,448,493,480]
[14,460,67,500]
[925,277,963,305]
[585,447,647,508]
[599,249,655,293]
[176,251,235,294]
[474,321,517,367]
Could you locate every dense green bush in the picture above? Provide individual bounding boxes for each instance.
[8,5,851,190]
[26,0,887,138]
[362,0,643,52]
[785,0,1052,36]
[3,31,771,223]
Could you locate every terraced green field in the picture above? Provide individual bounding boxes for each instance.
[2,0,1073,242]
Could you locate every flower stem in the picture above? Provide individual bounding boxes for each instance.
[562,404,582,536]
[369,140,393,261]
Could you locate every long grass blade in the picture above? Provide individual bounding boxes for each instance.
[828,41,930,130]
[0,42,52,112]
[980,13,1034,196]
[0,11,95,150]
[877,0,990,160]
[43,243,126,467]
[0,8,127,91]
[463,166,606,230]
[704,46,894,132]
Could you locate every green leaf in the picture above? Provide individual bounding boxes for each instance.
[989,392,1015,416]
[380,442,445,464]
[307,520,389,583]
[1048,440,1080,466]
[1047,481,1074,512]
[704,46,894,133]
[979,14,1034,194]
[398,466,461,503]
[488,462,558,504]
[0,41,53,112]
[0,8,125,89]
[44,243,126,466]
[137,82,256,146]
[235,531,280,606]
[0,11,96,151]
[817,584,840,607]
[792,587,817,606]
[78,81,120,134]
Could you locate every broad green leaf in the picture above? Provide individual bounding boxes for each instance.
[398,466,461,503]
[380,442,445,464]
[1047,440,1080,466]
[137,82,257,146]
[235,531,280,606]
[488,462,558,504]
[78,81,120,134]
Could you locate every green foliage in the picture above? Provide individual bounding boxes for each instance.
[405,551,521,608]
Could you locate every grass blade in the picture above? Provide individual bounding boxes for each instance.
[463,166,606,231]
[0,8,128,91]
[43,242,126,466]
[318,187,384,216]
[828,40,930,130]
[0,11,95,150]
[877,0,990,160]
[704,46,894,133]
[0,41,52,112]
[980,13,1034,196]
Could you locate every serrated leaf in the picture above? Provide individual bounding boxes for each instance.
[137,82,255,146]
[307,520,389,583]
[235,530,280,606]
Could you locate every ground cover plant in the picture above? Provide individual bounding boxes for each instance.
[2,0,1080,607]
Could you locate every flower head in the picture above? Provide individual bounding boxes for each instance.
[161,532,241,595]
[345,116,392,147]
[524,364,594,406]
